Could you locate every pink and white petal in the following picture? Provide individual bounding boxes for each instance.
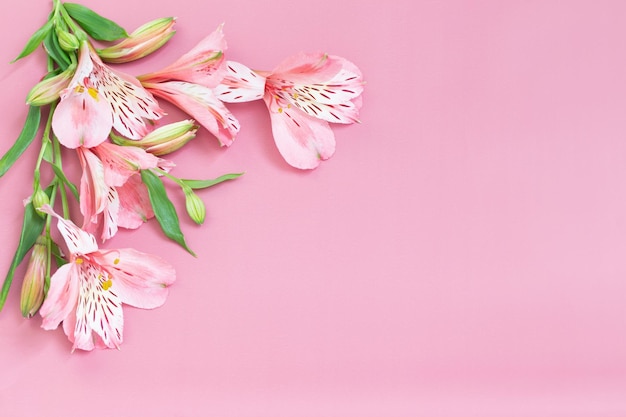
[52,87,113,149]
[73,262,124,350]
[92,60,164,140]
[101,187,120,242]
[214,61,266,103]
[94,142,161,187]
[95,248,176,309]
[39,263,79,330]
[116,175,154,229]
[148,81,239,146]
[39,205,99,255]
[78,148,109,231]
[265,98,336,169]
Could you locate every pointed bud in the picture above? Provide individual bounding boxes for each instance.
[112,120,198,155]
[20,236,49,318]
[184,187,206,225]
[57,29,80,52]
[98,17,176,63]
[26,66,75,106]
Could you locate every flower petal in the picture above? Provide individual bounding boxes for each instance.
[78,148,109,232]
[139,25,227,88]
[39,263,79,330]
[95,248,175,309]
[38,205,99,255]
[265,96,335,169]
[147,81,239,146]
[52,83,114,148]
[93,142,161,187]
[73,262,124,351]
[101,187,120,242]
[116,175,154,229]
[214,61,266,103]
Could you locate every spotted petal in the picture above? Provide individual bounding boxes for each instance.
[39,205,99,255]
[214,61,266,103]
[72,262,124,351]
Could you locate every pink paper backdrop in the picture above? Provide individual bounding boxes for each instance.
[2,0,626,415]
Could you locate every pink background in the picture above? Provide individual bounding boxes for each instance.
[2,0,626,415]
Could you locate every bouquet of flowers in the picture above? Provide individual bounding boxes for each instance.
[0,0,363,351]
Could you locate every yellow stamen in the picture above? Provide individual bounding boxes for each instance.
[278,107,283,113]
[102,279,113,291]
[292,93,299,99]
[74,85,85,94]
[75,258,83,264]
[87,87,99,100]
[113,258,120,265]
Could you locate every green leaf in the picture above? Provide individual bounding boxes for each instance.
[0,200,47,312]
[0,106,41,178]
[43,29,72,70]
[50,164,79,201]
[181,173,244,190]
[141,170,196,256]
[12,20,53,62]
[63,3,128,41]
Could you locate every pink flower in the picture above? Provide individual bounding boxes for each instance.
[38,205,176,351]
[139,25,239,146]
[52,41,164,149]
[78,142,171,241]
[215,53,364,169]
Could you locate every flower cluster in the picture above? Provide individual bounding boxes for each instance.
[0,1,363,351]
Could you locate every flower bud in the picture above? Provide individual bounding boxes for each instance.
[26,66,75,106]
[98,17,176,63]
[57,29,80,51]
[113,120,197,155]
[184,187,205,225]
[20,236,48,318]
[32,187,50,217]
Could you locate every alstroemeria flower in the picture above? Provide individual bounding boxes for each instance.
[215,53,364,169]
[78,142,172,241]
[38,205,175,351]
[138,25,238,145]
[52,40,165,149]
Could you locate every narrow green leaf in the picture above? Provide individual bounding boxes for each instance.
[181,173,244,190]
[0,200,47,312]
[43,29,72,70]
[141,170,196,256]
[0,106,41,178]
[12,20,53,62]
[63,3,128,41]
[50,164,79,200]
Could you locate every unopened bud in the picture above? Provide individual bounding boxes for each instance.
[98,17,176,63]
[183,187,205,225]
[26,66,75,106]
[32,188,50,217]
[57,30,80,52]
[115,120,197,155]
[20,236,49,318]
